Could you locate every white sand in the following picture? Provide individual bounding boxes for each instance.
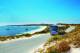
[0,33,51,53]
[65,26,75,33]
[23,26,47,34]
[69,48,80,53]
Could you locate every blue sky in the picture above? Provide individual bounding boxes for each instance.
[0,0,80,24]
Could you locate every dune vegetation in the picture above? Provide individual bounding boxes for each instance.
[35,24,80,53]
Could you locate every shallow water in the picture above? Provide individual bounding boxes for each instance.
[0,26,40,36]
[0,34,51,53]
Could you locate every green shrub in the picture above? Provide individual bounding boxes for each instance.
[47,35,62,42]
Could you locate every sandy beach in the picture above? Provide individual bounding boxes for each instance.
[0,26,47,43]
[0,33,51,53]
[0,25,52,53]
[23,26,47,34]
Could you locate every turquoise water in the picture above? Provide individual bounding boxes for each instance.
[0,26,40,36]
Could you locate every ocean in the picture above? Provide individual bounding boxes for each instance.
[0,25,40,36]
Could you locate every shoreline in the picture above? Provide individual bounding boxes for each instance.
[0,33,50,44]
[22,26,47,34]
[0,26,49,43]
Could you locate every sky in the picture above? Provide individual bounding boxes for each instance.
[0,0,80,25]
